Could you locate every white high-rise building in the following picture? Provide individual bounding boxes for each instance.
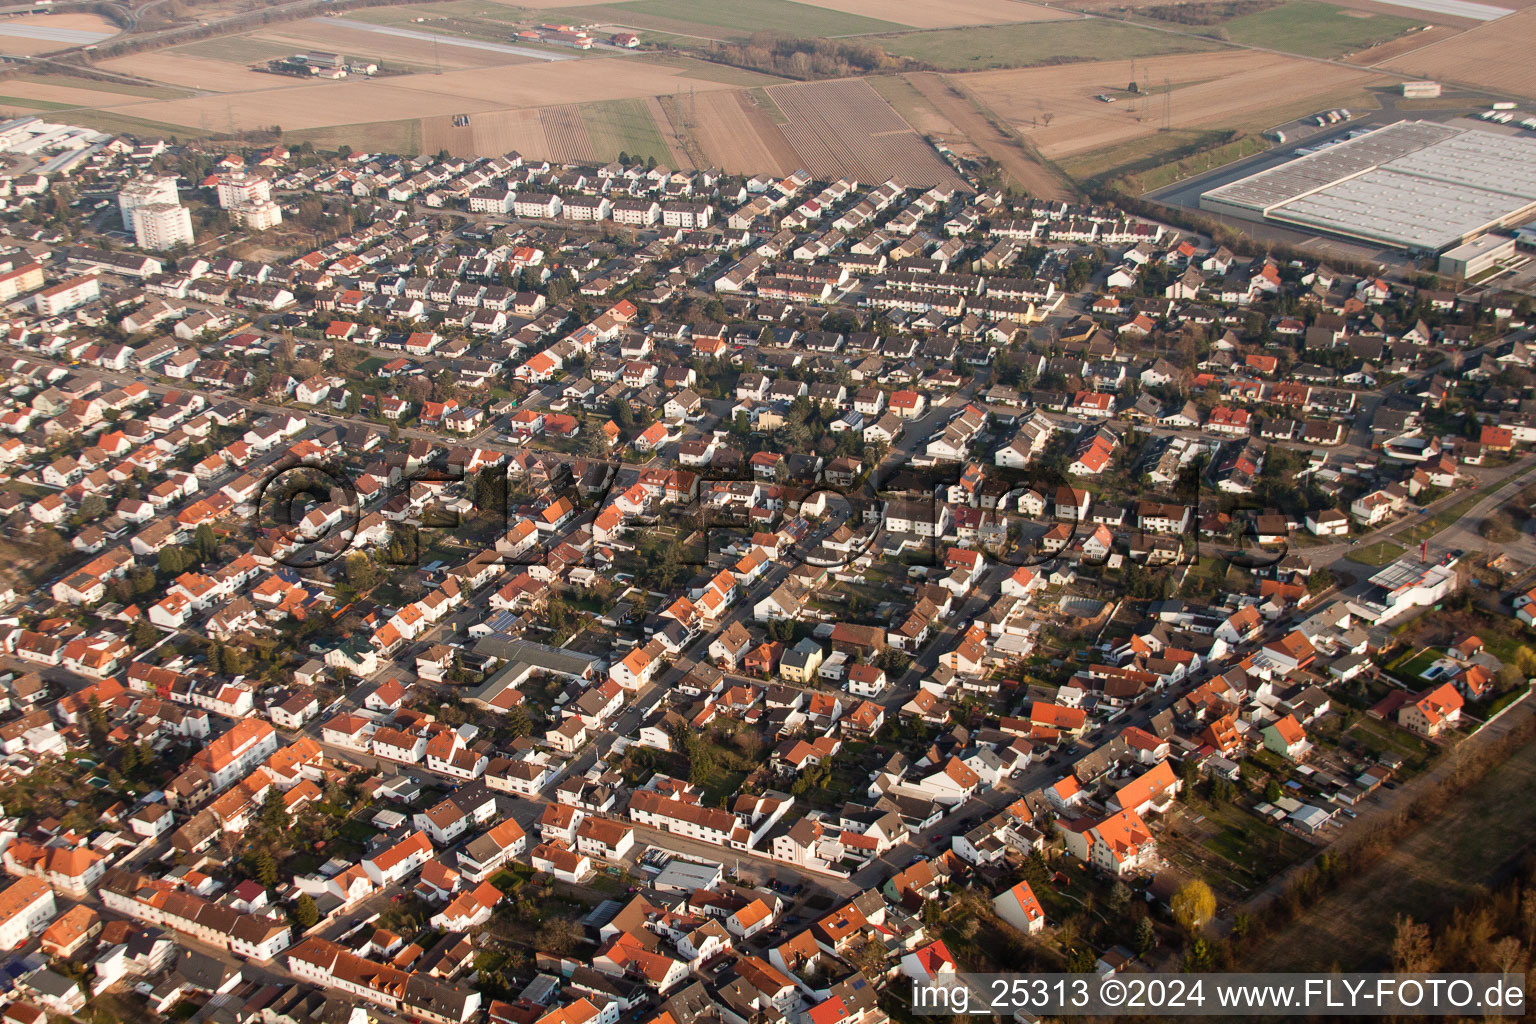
[232,200,283,230]
[118,176,179,232]
[216,171,282,230]
[216,171,272,210]
[134,202,195,250]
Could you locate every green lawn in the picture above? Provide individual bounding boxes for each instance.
[1347,717,1436,770]
[1217,0,1422,58]
[1063,128,1265,188]
[1346,539,1406,567]
[10,73,191,100]
[1387,646,1446,683]
[43,109,194,139]
[631,52,789,85]
[0,95,79,112]
[174,35,298,63]
[880,20,1225,70]
[581,98,672,165]
[346,0,514,25]
[562,0,906,38]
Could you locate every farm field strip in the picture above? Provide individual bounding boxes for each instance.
[767,78,968,190]
[1381,5,1536,96]
[678,89,800,175]
[79,56,742,134]
[540,104,600,164]
[879,18,1225,70]
[901,72,1073,199]
[580,97,674,165]
[559,0,907,37]
[959,51,1386,162]
[791,0,1074,26]
[421,106,547,158]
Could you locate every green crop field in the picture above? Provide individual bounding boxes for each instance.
[581,99,672,164]
[1218,0,1422,58]
[10,74,191,100]
[880,20,1226,70]
[173,35,299,63]
[561,0,906,39]
[345,1,511,25]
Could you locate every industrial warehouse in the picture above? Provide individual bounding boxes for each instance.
[1200,120,1536,253]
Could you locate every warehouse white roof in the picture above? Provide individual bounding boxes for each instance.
[1202,120,1536,251]
[1269,167,1532,250]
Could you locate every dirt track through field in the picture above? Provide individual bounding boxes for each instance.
[904,72,1073,199]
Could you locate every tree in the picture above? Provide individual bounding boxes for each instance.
[294,893,320,929]
[1264,779,1283,802]
[131,619,159,648]
[254,848,279,889]
[158,546,187,575]
[260,785,289,835]
[504,704,532,738]
[1181,936,1215,971]
[344,552,378,592]
[195,523,217,560]
[1135,916,1158,955]
[1172,879,1216,934]
[1391,914,1437,972]
[1107,880,1132,915]
[78,494,107,521]
[87,696,108,743]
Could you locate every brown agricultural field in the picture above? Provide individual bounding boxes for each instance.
[99,52,286,92]
[0,79,161,109]
[793,0,1073,27]
[767,78,969,190]
[422,106,547,157]
[540,104,599,164]
[82,56,740,133]
[962,50,1388,163]
[1382,7,1536,98]
[678,89,801,176]
[642,96,697,169]
[899,72,1073,199]
[1347,23,1459,64]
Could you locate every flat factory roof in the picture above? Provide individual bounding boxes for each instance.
[1201,120,1460,214]
[1200,120,1536,251]
[1268,168,1531,250]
